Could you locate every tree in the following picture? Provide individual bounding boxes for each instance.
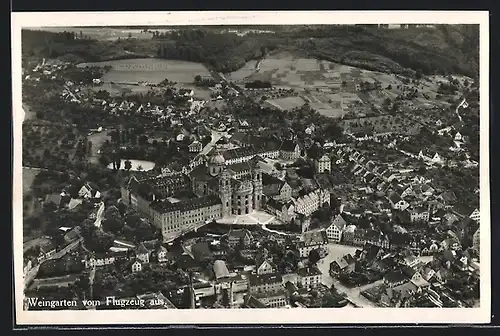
[308,249,321,265]
[124,160,132,171]
[221,288,230,307]
[194,75,202,83]
[386,84,392,90]
[102,217,124,234]
[99,155,111,167]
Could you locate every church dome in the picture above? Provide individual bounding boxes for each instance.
[208,149,225,165]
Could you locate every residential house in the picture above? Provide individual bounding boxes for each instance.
[188,140,202,153]
[131,260,142,273]
[388,192,409,211]
[248,273,283,296]
[409,206,430,223]
[63,226,82,243]
[265,199,295,223]
[37,242,57,263]
[314,154,331,174]
[297,266,322,290]
[262,173,292,202]
[254,291,288,308]
[225,229,253,248]
[23,258,34,277]
[136,243,151,264]
[352,230,390,249]
[293,189,330,217]
[280,140,301,161]
[440,238,462,251]
[78,182,101,199]
[298,230,328,258]
[325,214,347,243]
[469,208,480,222]
[157,245,171,263]
[454,255,469,272]
[402,266,429,289]
[421,265,436,282]
[84,255,116,268]
[473,228,480,253]
[257,259,277,275]
[384,271,408,288]
[242,295,267,308]
[329,254,356,276]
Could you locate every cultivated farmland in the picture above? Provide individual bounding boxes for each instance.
[229,52,464,119]
[78,58,212,84]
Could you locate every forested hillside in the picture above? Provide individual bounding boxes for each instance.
[22,25,479,78]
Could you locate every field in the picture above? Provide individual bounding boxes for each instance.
[78,58,212,84]
[229,52,463,118]
[264,96,305,111]
[78,58,213,98]
[32,27,156,41]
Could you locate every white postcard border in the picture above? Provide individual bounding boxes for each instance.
[11,10,491,325]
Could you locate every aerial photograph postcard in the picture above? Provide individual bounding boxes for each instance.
[11,11,490,325]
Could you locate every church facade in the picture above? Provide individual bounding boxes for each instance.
[190,148,263,216]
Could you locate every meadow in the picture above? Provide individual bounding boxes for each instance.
[34,27,155,41]
[78,58,212,84]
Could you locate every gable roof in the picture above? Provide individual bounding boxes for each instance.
[331,214,347,230]
[136,243,150,255]
[302,230,328,247]
[388,191,403,204]
[281,139,298,152]
[297,266,322,277]
[213,260,231,279]
[248,273,283,286]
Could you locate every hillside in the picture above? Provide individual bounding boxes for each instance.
[22,25,479,78]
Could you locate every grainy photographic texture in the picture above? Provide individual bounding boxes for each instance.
[12,11,490,325]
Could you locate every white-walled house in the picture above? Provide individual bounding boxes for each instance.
[325,214,347,243]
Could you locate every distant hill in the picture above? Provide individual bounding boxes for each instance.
[22,25,479,78]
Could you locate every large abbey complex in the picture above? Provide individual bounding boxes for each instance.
[121,149,264,242]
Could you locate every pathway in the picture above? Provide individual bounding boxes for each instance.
[455,98,466,123]
[93,202,106,228]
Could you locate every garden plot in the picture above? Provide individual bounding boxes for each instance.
[226,60,257,82]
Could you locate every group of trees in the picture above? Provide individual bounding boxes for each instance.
[245,80,272,89]
[101,206,160,244]
[156,29,270,73]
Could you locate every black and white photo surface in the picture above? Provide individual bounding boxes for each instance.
[12,11,490,325]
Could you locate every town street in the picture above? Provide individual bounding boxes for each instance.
[24,238,84,289]
[193,128,229,163]
[317,243,381,307]
[93,202,106,228]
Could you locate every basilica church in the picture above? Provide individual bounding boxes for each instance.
[189,148,263,217]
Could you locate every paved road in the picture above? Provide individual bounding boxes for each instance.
[316,244,381,308]
[455,98,466,123]
[24,238,83,289]
[93,202,105,228]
